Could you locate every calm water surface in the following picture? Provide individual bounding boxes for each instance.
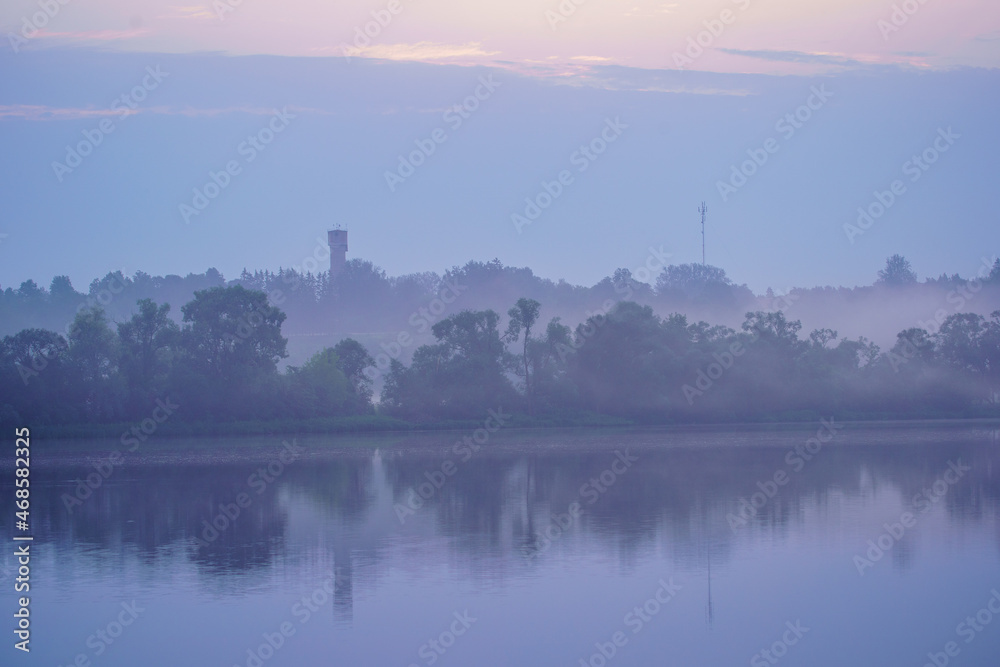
[2,423,999,666]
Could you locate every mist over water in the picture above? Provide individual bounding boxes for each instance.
[4,424,999,666]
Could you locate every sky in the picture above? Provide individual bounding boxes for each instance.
[1,0,998,293]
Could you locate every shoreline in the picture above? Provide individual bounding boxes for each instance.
[18,410,1000,443]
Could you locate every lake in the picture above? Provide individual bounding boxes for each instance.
[3,421,999,666]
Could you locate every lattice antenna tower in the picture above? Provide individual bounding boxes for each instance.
[698,202,708,266]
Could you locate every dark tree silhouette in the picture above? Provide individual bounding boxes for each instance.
[877,254,918,285]
[505,297,541,407]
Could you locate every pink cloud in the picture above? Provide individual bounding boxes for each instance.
[33,28,150,42]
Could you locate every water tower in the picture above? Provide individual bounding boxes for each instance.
[328,227,348,277]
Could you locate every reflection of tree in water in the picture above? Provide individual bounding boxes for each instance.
[382,450,520,552]
[379,429,1000,579]
[29,463,292,580]
[188,468,290,576]
[14,427,1000,609]
[284,456,375,522]
[279,455,378,625]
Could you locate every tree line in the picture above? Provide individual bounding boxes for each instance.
[9,253,996,343]
[2,273,998,429]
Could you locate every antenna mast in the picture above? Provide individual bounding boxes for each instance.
[698,202,708,266]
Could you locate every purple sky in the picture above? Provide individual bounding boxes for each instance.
[1,0,998,292]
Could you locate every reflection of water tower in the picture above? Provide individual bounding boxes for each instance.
[328,228,348,277]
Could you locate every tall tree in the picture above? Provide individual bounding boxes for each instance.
[505,297,541,405]
[570,302,680,416]
[655,263,753,309]
[332,338,376,406]
[877,254,918,285]
[935,313,987,374]
[117,299,179,405]
[285,348,356,417]
[0,329,72,423]
[382,309,514,419]
[67,307,121,419]
[68,307,117,383]
[180,285,287,378]
[983,311,1000,403]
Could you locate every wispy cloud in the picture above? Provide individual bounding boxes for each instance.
[480,58,754,95]
[717,48,932,70]
[34,28,149,43]
[333,41,500,62]
[159,5,218,21]
[486,60,754,96]
[717,48,868,66]
[0,104,330,121]
[0,105,137,121]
